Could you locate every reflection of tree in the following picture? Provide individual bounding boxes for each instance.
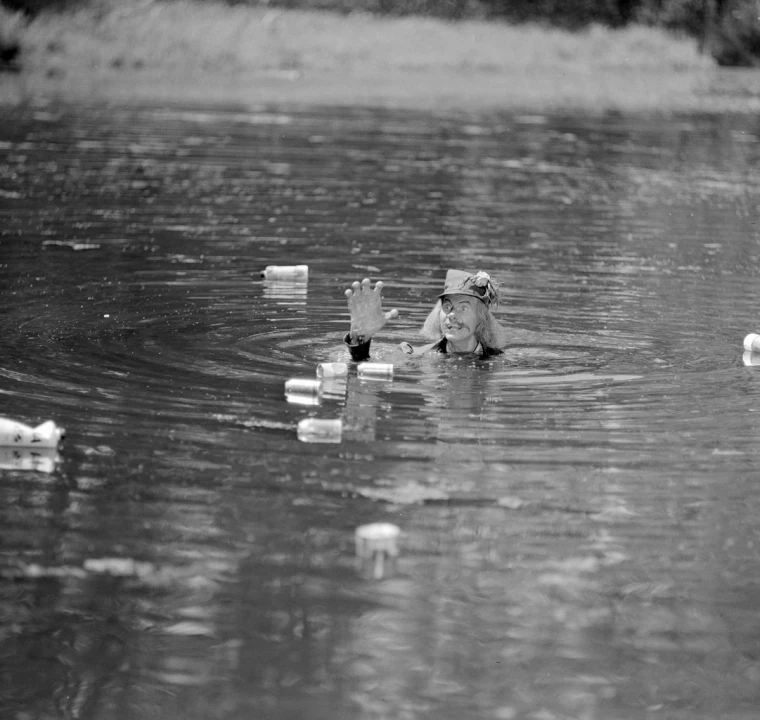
[0,576,135,720]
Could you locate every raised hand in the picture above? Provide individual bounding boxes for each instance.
[344,278,399,341]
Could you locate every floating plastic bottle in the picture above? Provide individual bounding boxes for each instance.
[355,523,400,580]
[261,265,309,281]
[317,362,348,378]
[357,362,394,380]
[744,333,760,353]
[297,418,342,443]
[0,418,64,448]
[263,282,308,303]
[0,447,60,473]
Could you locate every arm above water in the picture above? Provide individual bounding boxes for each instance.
[344,332,373,361]
[344,278,399,361]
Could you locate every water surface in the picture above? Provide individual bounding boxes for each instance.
[1,103,760,719]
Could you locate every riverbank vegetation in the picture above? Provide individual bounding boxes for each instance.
[1,0,759,112]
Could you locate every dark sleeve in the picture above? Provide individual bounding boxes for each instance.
[344,332,372,361]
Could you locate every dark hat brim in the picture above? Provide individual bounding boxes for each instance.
[437,288,487,302]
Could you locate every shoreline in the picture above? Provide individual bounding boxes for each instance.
[5,67,760,116]
[3,4,760,115]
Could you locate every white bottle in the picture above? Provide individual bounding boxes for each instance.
[0,418,64,448]
[357,362,394,380]
[744,333,760,353]
[261,265,309,281]
[355,523,400,580]
[297,418,342,443]
[316,362,348,378]
[0,447,60,473]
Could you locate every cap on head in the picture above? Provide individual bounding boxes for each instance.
[437,269,499,308]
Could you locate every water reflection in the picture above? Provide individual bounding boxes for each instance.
[1,103,760,718]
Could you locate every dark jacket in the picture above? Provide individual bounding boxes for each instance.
[344,334,502,362]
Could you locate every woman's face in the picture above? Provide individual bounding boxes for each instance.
[440,294,479,348]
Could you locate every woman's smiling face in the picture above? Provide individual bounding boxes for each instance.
[439,294,479,350]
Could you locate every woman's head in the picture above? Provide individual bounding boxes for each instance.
[421,270,508,349]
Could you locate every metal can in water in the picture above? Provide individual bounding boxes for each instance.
[285,378,322,396]
[316,362,348,378]
[357,362,394,380]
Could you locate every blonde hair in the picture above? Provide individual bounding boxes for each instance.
[420,299,508,349]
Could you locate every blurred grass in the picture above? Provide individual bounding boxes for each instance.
[10,0,708,73]
[4,0,757,112]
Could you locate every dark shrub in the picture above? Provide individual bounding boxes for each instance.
[0,0,85,16]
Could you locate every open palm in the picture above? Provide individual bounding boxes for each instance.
[345,278,399,339]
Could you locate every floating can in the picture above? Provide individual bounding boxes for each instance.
[357,362,394,380]
[285,378,322,396]
[0,418,64,448]
[263,282,308,302]
[297,418,342,443]
[261,265,309,281]
[355,522,400,580]
[317,362,348,378]
[744,333,760,353]
[321,377,348,400]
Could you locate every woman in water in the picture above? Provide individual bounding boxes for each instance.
[344,269,508,361]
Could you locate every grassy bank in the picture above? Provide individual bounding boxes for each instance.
[2,0,759,113]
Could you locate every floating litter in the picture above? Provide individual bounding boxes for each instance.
[744,333,760,353]
[357,362,394,380]
[286,393,321,406]
[0,418,64,448]
[317,362,348,378]
[0,447,60,473]
[263,281,308,302]
[355,522,400,580]
[297,418,342,443]
[84,557,154,577]
[286,378,322,406]
[321,377,348,400]
[285,378,322,395]
[261,265,309,281]
[743,351,760,367]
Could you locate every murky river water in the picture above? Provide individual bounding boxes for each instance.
[2,102,760,719]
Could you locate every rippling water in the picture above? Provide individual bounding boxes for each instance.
[2,103,760,719]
